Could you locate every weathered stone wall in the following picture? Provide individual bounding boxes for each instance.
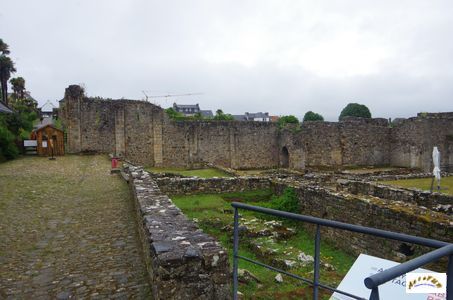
[125,165,230,299]
[271,180,452,264]
[161,121,280,169]
[60,85,163,165]
[60,85,453,171]
[280,118,391,168]
[337,180,453,212]
[155,176,271,195]
[390,113,453,171]
[340,118,390,166]
[60,85,279,169]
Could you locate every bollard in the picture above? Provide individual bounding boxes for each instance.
[111,157,120,173]
[111,157,118,169]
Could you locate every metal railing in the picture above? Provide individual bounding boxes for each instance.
[231,202,453,300]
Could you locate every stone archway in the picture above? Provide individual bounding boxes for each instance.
[280,146,289,168]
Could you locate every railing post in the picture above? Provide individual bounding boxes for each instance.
[369,287,379,300]
[313,225,321,300]
[232,207,240,300]
[448,254,452,300]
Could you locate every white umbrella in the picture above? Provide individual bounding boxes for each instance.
[432,146,441,191]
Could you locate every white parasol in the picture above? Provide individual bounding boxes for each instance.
[432,146,441,190]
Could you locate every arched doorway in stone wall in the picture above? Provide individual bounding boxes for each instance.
[280,146,289,168]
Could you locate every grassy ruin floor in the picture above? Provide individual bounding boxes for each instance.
[145,167,231,178]
[171,190,355,299]
[380,176,453,195]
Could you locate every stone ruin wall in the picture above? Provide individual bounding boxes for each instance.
[390,113,453,172]
[280,118,391,168]
[337,179,453,212]
[271,180,451,269]
[161,121,279,169]
[125,165,230,299]
[60,85,280,169]
[60,85,453,171]
[155,176,271,195]
[142,173,451,270]
[60,85,164,166]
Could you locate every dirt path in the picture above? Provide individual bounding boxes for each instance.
[0,155,151,299]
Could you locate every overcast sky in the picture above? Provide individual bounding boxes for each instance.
[1,0,453,120]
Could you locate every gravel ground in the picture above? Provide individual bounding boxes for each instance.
[0,155,151,299]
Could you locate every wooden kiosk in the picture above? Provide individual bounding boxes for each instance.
[31,125,65,156]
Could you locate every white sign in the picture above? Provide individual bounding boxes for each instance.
[24,140,37,147]
[42,141,47,148]
[330,254,445,300]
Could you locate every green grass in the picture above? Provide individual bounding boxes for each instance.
[145,167,231,178]
[171,190,355,299]
[380,176,453,195]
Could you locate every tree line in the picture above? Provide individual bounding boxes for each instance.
[278,102,372,127]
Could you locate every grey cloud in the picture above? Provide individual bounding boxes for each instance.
[1,0,452,121]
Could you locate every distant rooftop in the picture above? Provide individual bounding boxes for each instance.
[0,101,13,113]
[233,112,270,121]
[173,103,200,109]
[200,110,213,118]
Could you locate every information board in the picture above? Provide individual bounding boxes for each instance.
[24,140,37,147]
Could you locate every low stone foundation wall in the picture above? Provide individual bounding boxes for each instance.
[155,176,271,195]
[271,180,452,267]
[125,165,231,299]
[337,180,452,213]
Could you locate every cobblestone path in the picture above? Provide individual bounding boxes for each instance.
[0,155,151,299]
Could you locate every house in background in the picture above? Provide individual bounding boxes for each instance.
[233,112,271,122]
[38,100,57,119]
[270,115,280,122]
[172,103,213,118]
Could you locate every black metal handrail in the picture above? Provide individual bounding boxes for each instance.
[231,202,452,300]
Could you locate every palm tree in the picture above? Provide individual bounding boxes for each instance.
[0,39,10,55]
[0,55,16,105]
[10,77,25,99]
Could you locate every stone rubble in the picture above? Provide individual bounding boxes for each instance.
[274,274,283,283]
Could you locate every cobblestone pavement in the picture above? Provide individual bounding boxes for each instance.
[0,155,152,299]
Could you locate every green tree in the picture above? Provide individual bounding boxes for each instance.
[0,55,16,105]
[303,111,324,122]
[0,38,10,55]
[0,115,19,161]
[193,112,204,120]
[9,78,38,114]
[10,77,25,99]
[339,103,371,120]
[213,109,234,120]
[277,115,299,128]
[165,107,185,120]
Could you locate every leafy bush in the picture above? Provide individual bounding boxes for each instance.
[165,107,186,120]
[213,109,234,121]
[277,115,299,128]
[165,108,209,121]
[269,187,299,213]
[0,120,19,161]
[339,103,371,120]
[303,111,324,122]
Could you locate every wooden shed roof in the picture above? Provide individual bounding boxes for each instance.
[33,124,64,133]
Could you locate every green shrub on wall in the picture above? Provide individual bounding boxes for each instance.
[269,187,299,213]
